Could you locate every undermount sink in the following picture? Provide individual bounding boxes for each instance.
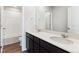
[50,36,73,44]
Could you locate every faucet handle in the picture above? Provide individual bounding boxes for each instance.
[61,34,68,38]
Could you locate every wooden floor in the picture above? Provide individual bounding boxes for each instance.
[2,42,21,53]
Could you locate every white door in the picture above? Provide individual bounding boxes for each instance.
[68,6,79,33]
[1,7,22,45]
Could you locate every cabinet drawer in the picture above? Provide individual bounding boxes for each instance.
[34,36,40,44]
[40,39,69,53]
[26,32,33,40]
[40,39,48,48]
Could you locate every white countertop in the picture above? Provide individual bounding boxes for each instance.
[26,31,79,53]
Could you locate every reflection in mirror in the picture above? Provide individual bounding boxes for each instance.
[0,7,1,53]
[35,6,52,31]
[50,6,68,32]
[0,6,1,53]
[68,6,79,34]
[36,6,79,34]
[36,6,68,33]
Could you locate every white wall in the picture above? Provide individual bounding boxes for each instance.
[24,6,36,32]
[0,7,1,46]
[51,7,68,32]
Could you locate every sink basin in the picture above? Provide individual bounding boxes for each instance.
[50,37,73,44]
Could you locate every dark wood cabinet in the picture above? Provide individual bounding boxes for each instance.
[29,39,33,53]
[33,42,39,53]
[39,47,48,53]
[40,39,69,53]
[33,37,40,53]
[26,32,34,53]
[26,32,69,53]
[34,36,40,44]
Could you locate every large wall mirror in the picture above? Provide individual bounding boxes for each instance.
[35,6,79,34]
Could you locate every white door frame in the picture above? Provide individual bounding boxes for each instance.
[1,6,4,53]
[1,6,24,52]
[21,6,26,51]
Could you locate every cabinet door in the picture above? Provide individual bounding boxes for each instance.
[33,42,39,53]
[26,32,34,53]
[29,39,34,53]
[26,37,30,50]
[26,32,33,40]
[33,36,40,44]
[39,47,48,53]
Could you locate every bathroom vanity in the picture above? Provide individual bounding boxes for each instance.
[24,6,79,53]
[26,32,69,53]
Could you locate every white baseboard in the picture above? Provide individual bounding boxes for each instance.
[22,48,27,51]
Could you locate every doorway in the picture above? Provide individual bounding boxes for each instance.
[1,6,22,53]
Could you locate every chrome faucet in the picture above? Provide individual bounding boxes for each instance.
[61,33,68,38]
[37,29,41,32]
